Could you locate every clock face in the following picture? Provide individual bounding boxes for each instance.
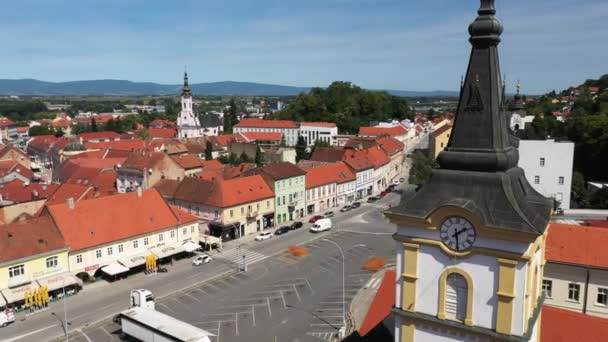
[440,217,477,251]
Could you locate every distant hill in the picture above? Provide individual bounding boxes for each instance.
[0,78,458,97]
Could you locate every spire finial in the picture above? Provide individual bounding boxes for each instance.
[516,79,521,95]
[469,0,502,46]
[181,69,192,97]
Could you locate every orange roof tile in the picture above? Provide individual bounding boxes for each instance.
[122,150,173,171]
[170,205,200,224]
[210,134,235,148]
[343,147,390,171]
[300,122,337,128]
[235,119,298,129]
[222,163,256,180]
[359,126,406,137]
[85,139,152,152]
[200,159,224,171]
[51,119,71,128]
[171,154,202,170]
[0,117,16,127]
[310,147,346,163]
[16,126,29,133]
[546,223,608,269]
[236,132,282,142]
[0,160,34,179]
[0,179,59,203]
[173,175,274,208]
[45,183,93,206]
[78,131,121,141]
[541,305,608,342]
[305,162,355,189]
[46,189,181,251]
[148,128,177,139]
[358,270,396,336]
[0,216,66,263]
[377,136,404,156]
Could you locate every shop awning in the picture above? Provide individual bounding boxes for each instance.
[36,272,83,292]
[150,244,181,259]
[181,240,200,253]
[1,282,36,304]
[101,263,130,276]
[118,251,148,269]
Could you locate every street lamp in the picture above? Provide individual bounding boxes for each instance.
[320,240,366,338]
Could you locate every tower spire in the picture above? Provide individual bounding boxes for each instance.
[182,69,192,97]
[437,0,514,172]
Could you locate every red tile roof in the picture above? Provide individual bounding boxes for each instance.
[85,139,153,152]
[78,131,121,141]
[377,136,405,156]
[300,122,337,128]
[365,146,391,168]
[305,162,355,189]
[150,119,176,128]
[16,126,29,133]
[310,147,346,163]
[583,220,608,228]
[235,119,298,129]
[0,179,59,203]
[27,135,59,152]
[344,137,378,150]
[0,216,66,263]
[45,183,94,206]
[200,160,224,171]
[171,154,202,170]
[222,163,256,179]
[546,223,608,269]
[236,132,282,142]
[343,147,389,171]
[431,124,452,138]
[51,119,71,128]
[172,175,274,207]
[148,128,177,139]
[210,134,235,149]
[359,126,406,137]
[358,270,396,336]
[0,117,16,127]
[57,157,124,183]
[541,305,608,342]
[170,205,201,224]
[0,160,34,180]
[46,189,183,251]
[260,162,306,180]
[122,150,173,171]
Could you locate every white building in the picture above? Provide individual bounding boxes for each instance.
[176,72,222,138]
[518,139,574,210]
[299,122,338,147]
[234,119,299,146]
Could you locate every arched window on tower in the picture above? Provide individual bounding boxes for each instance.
[445,273,468,322]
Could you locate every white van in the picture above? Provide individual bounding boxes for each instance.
[310,218,332,233]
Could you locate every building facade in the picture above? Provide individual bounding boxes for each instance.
[117,150,185,193]
[234,119,299,146]
[299,122,338,147]
[258,163,306,225]
[429,124,452,159]
[518,139,574,210]
[177,72,205,139]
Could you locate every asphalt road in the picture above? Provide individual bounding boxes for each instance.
[0,186,405,342]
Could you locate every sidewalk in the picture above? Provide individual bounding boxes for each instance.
[348,267,396,337]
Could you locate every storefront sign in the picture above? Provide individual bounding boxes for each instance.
[84,264,100,272]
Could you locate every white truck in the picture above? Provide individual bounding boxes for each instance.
[0,308,15,328]
[310,218,332,232]
[117,289,214,342]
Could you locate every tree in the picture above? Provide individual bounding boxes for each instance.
[136,129,152,140]
[240,152,252,163]
[205,141,213,161]
[408,152,438,186]
[254,146,262,165]
[295,136,308,162]
[28,125,53,137]
[91,118,98,132]
[571,171,589,208]
[223,98,237,134]
[590,188,608,209]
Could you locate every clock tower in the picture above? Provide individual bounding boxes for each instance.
[386,1,552,341]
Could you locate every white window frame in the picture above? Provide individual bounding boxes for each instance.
[9,264,25,278]
[76,254,83,263]
[107,247,113,256]
[568,283,580,302]
[597,288,608,306]
[558,176,564,185]
[118,244,124,253]
[46,256,58,269]
[96,249,102,258]
[542,279,552,298]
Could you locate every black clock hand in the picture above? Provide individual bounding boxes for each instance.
[455,232,460,251]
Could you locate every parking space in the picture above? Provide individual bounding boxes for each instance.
[76,231,388,342]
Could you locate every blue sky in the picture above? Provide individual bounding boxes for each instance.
[0,0,606,94]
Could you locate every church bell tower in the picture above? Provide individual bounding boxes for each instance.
[386,1,552,341]
[177,71,203,138]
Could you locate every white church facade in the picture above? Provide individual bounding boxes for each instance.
[177,72,223,138]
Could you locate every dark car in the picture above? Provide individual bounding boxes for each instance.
[290,221,303,230]
[399,178,405,182]
[367,196,379,203]
[380,190,389,196]
[340,205,352,212]
[309,215,324,223]
[351,202,361,208]
[275,226,290,235]
[324,211,334,218]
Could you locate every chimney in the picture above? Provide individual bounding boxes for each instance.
[32,190,39,198]
[67,197,75,210]
[136,186,142,198]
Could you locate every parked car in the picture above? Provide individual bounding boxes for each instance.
[255,231,273,241]
[340,205,352,212]
[367,196,379,203]
[351,202,361,208]
[380,190,389,196]
[192,254,212,266]
[275,226,290,235]
[392,179,400,185]
[309,215,324,223]
[324,211,334,218]
[0,308,15,328]
[290,221,303,230]
[399,178,405,183]
[310,218,332,233]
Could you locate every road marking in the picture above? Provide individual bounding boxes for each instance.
[77,328,94,342]
[267,297,272,317]
[216,248,267,266]
[293,284,302,302]
[251,304,256,327]
[4,325,55,342]
[235,313,239,336]
[280,290,287,308]
[217,321,221,342]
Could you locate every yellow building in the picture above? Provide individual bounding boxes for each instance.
[0,216,81,311]
[429,124,452,159]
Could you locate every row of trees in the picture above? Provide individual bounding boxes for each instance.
[268,81,412,134]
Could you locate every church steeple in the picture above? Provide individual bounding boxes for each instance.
[387,0,552,236]
[182,71,192,97]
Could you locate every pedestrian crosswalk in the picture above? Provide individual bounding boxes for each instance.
[215,247,267,266]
